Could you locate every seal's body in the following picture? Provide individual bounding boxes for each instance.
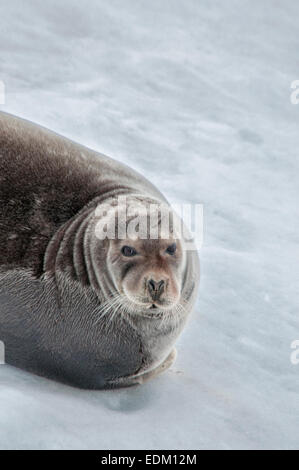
[0,112,199,389]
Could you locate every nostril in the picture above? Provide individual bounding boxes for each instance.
[148,279,165,295]
[148,280,156,293]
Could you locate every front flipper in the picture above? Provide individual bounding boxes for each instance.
[107,348,177,389]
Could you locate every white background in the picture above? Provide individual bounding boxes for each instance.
[0,0,298,450]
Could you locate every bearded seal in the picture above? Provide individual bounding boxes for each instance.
[0,112,199,389]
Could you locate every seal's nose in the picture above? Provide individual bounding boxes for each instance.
[148,279,165,300]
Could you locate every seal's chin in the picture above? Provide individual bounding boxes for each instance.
[137,303,164,319]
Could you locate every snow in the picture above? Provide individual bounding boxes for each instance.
[0,0,299,450]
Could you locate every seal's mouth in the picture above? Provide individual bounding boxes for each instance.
[124,293,174,319]
[140,303,164,319]
[149,304,158,310]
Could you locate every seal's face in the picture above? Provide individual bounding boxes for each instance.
[107,237,184,313]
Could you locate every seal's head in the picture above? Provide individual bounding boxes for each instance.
[91,195,192,319]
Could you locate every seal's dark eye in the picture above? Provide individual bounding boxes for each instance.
[121,246,137,257]
[166,243,177,255]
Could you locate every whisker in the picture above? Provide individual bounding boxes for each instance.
[94,294,123,326]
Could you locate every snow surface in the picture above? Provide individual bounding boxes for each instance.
[0,0,299,450]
